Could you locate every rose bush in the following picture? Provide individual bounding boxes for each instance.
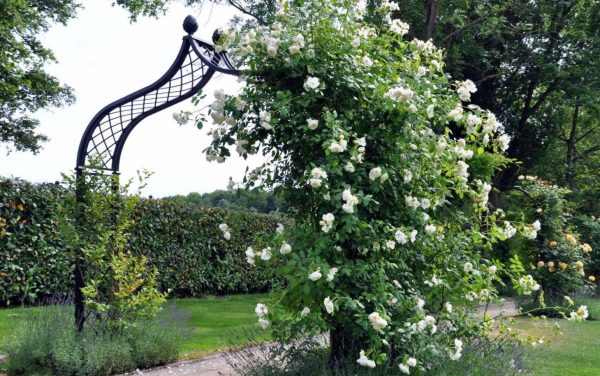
[199,0,554,371]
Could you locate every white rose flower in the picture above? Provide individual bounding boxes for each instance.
[255,303,268,317]
[276,223,285,234]
[368,312,388,331]
[425,224,436,235]
[407,357,417,367]
[445,302,453,313]
[308,269,322,281]
[463,262,473,273]
[218,223,229,232]
[390,19,410,35]
[369,167,382,181]
[307,118,319,130]
[488,265,497,274]
[403,170,412,183]
[258,318,270,329]
[357,350,376,368]
[303,76,321,91]
[421,198,431,209]
[326,267,338,282]
[399,363,410,374]
[395,230,408,244]
[533,220,541,231]
[223,231,231,240]
[436,137,448,151]
[289,44,300,54]
[410,229,418,242]
[405,196,420,209]
[260,248,272,260]
[416,297,425,309]
[301,307,310,317]
[324,296,334,314]
[280,243,292,254]
[345,163,355,172]
[309,178,322,188]
[362,55,373,67]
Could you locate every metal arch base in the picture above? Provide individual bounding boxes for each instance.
[75,23,240,175]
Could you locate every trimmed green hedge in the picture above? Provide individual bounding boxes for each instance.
[129,200,279,297]
[0,177,280,305]
[0,179,71,305]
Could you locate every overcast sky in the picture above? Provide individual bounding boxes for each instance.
[0,0,264,197]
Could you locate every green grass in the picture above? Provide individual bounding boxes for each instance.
[515,297,600,376]
[3,294,600,374]
[0,294,271,360]
[171,294,272,359]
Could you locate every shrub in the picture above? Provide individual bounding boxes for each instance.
[0,178,71,306]
[3,303,186,376]
[573,215,600,281]
[501,176,594,303]
[202,0,546,370]
[0,176,283,305]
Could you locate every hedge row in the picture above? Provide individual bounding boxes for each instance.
[0,177,279,305]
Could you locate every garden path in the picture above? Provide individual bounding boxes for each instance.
[121,299,519,376]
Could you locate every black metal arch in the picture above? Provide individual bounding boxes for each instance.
[72,16,240,332]
[75,15,240,175]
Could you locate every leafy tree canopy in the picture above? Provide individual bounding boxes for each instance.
[0,0,79,153]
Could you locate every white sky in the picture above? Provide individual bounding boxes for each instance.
[0,0,264,197]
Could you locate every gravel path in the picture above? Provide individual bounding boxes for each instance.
[120,299,520,376]
[121,354,234,376]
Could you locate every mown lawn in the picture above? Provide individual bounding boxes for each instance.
[0,293,271,360]
[2,294,600,374]
[513,297,600,375]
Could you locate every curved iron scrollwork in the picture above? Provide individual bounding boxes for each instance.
[75,15,240,174]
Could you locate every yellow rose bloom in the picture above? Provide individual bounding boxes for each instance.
[537,261,545,268]
[559,262,568,270]
[549,241,558,248]
[566,234,577,245]
[589,276,596,283]
[576,261,584,269]
[547,261,555,268]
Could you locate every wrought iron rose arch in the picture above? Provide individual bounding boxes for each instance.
[73,16,240,330]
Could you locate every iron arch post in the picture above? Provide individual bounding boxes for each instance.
[73,16,240,331]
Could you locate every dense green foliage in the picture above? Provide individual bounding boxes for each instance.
[2,304,182,376]
[0,0,78,153]
[115,0,600,218]
[500,176,594,303]
[0,178,70,304]
[163,188,280,214]
[128,199,281,296]
[0,177,281,305]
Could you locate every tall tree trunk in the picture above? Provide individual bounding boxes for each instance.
[424,0,439,40]
[565,101,580,188]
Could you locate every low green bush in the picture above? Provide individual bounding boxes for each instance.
[3,304,186,376]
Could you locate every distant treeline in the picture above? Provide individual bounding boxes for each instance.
[162,189,280,214]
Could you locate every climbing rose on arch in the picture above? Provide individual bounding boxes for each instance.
[198,0,554,370]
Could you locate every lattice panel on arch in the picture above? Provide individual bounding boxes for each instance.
[85,42,216,170]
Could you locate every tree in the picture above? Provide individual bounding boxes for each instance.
[0,0,79,153]
[395,0,600,187]
[200,0,545,369]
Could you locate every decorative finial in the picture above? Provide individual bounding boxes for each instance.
[212,29,221,44]
[183,15,198,35]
